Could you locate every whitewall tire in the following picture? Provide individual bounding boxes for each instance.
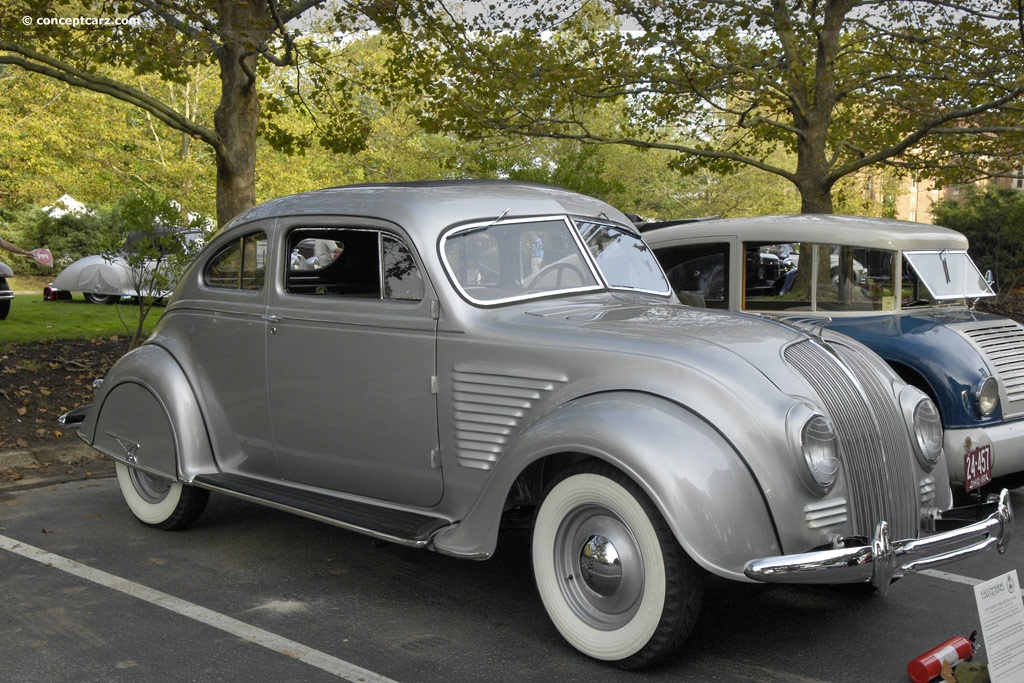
[532,462,702,669]
[115,461,209,530]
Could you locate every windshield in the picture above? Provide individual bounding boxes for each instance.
[441,216,669,305]
[903,250,993,302]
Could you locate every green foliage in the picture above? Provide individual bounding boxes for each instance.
[2,202,111,273]
[378,0,1024,214]
[102,188,210,348]
[932,188,1024,299]
[0,65,217,218]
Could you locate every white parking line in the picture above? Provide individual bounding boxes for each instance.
[1,534,399,683]
[920,569,983,586]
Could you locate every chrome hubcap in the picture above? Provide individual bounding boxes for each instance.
[554,505,644,630]
[578,534,622,597]
[129,468,172,504]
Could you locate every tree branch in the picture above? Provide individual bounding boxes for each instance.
[0,41,223,157]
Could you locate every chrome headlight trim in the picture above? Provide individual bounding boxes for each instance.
[912,398,944,470]
[899,386,944,472]
[976,376,999,418]
[788,402,840,496]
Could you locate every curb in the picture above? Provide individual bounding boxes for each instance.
[0,442,114,491]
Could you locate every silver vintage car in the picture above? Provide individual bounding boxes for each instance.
[70,182,1012,669]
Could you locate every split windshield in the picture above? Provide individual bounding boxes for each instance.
[442,216,669,305]
[903,250,993,302]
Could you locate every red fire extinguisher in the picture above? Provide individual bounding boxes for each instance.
[906,632,978,683]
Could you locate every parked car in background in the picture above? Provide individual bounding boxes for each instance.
[48,228,203,304]
[0,260,13,319]
[643,214,1024,499]
[67,184,1011,669]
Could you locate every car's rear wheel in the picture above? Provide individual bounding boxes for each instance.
[84,292,119,304]
[115,461,209,530]
[532,461,703,669]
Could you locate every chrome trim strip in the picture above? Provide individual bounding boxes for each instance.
[744,489,1013,594]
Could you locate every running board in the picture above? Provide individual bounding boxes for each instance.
[193,473,451,548]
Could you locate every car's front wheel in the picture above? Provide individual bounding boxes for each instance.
[532,461,703,669]
[115,461,209,530]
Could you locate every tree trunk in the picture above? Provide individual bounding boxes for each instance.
[798,179,834,214]
[794,123,835,215]
[211,1,269,227]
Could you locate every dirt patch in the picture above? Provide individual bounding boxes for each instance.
[0,337,128,450]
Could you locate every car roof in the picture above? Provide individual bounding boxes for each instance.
[223,180,635,238]
[641,214,970,251]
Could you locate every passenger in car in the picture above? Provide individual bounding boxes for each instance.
[313,239,344,268]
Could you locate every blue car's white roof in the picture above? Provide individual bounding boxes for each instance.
[643,214,970,252]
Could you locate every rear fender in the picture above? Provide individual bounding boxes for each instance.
[79,344,214,481]
[432,391,781,580]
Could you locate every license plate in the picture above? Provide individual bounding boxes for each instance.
[964,444,993,492]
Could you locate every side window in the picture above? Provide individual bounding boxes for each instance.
[286,228,423,301]
[742,242,808,311]
[659,242,729,309]
[204,231,267,290]
[743,243,896,312]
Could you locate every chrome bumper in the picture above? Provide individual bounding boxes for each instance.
[744,489,1013,595]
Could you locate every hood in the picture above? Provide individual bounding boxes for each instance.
[507,293,816,396]
[530,293,804,348]
[819,307,1013,426]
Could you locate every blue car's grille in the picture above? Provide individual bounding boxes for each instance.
[784,339,919,540]
[956,321,1024,418]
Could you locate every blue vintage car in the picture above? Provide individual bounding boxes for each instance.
[643,214,1024,498]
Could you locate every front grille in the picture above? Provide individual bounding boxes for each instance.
[785,339,919,539]
[956,321,1024,418]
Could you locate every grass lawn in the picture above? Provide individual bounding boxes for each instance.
[2,275,163,346]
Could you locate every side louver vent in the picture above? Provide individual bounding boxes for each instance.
[451,366,567,470]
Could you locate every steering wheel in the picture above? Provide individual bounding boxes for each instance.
[526,262,587,289]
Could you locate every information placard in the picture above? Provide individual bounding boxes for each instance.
[974,570,1024,683]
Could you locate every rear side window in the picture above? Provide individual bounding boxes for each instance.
[286,227,423,301]
[204,232,267,290]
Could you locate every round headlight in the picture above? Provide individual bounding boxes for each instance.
[912,398,943,470]
[976,377,999,417]
[801,414,840,492]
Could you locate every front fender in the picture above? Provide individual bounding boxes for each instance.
[431,391,782,580]
[79,344,214,481]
